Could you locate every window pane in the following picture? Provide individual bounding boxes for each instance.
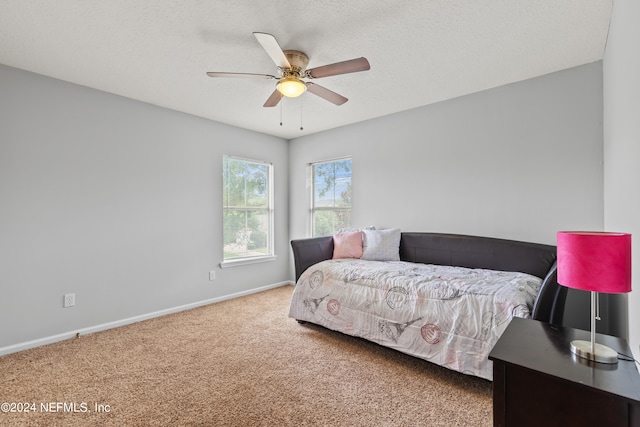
[223,209,270,259]
[313,160,352,208]
[223,158,269,208]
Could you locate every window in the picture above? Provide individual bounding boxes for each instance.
[222,156,274,266]
[311,158,352,237]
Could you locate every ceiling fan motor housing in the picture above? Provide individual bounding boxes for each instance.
[283,50,309,72]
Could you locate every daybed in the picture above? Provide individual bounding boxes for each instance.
[288,231,567,380]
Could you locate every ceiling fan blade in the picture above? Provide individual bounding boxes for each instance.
[306,82,348,106]
[206,72,276,79]
[263,89,282,108]
[306,57,370,79]
[253,32,292,69]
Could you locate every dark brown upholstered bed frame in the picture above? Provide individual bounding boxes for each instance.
[291,232,567,325]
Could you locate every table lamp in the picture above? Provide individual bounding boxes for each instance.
[556,231,632,364]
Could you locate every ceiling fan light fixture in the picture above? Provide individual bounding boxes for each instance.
[277,78,307,98]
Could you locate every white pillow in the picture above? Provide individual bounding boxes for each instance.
[361,228,401,261]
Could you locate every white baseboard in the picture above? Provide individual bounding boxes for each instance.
[0,281,294,357]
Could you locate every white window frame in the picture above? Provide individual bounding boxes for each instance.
[221,155,275,268]
[310,156,352,237]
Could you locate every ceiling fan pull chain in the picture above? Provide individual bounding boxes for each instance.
[300,98,304,131]
[280,95,283,126]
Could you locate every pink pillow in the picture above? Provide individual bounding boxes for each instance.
[332,231,363,259]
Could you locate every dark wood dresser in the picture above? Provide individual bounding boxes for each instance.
[489,317,640,427]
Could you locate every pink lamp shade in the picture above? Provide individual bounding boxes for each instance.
[557,231,631,294]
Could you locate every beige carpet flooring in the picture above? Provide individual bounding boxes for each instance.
[0,285,492,426]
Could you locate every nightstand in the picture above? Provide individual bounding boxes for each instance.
[489,317,640,427]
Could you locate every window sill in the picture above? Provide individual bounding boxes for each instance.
[220,255,277,269]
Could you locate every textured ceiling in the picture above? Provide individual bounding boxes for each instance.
[0,1,612,139]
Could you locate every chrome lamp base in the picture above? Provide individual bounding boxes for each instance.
[570,339,619,364]
[570,291,619,364]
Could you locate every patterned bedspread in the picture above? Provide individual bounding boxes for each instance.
[288,259,542,380]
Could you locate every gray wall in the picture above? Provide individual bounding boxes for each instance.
[0,64,290,351]
[604,0,640,355]
[289,62,608,333]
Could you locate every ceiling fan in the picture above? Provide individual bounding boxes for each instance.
[206,32,370,107]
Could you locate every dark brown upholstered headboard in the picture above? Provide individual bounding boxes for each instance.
[290,232,567,325]
[399,233,556,279]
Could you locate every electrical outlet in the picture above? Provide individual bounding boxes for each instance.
[64,293,75,308]
[209,271,216,281]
